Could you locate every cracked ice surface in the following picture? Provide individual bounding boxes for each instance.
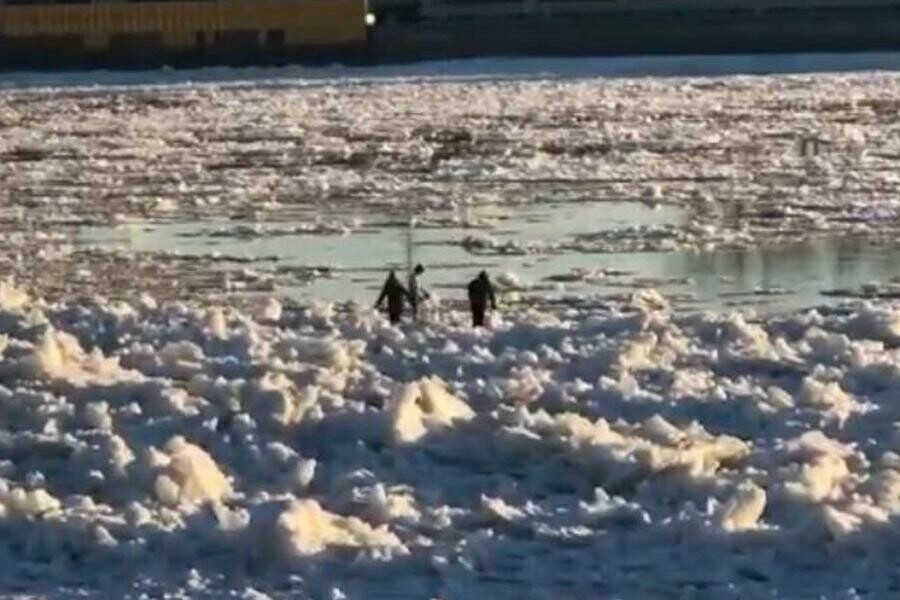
[0,283,899,598]
[4,73,900,303]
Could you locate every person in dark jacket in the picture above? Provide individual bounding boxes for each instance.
[467,270,497,328]
[375,270,413,324]
[408,263,429,320]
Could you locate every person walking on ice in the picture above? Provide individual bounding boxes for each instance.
[408,263,429,320]
[375,270,413,324]
[467,270,497,328]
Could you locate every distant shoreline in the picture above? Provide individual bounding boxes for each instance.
[6,6,900,72]
[368,9,900,65]
[8,52,900,90]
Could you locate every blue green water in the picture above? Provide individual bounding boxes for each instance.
[77,200,900,312]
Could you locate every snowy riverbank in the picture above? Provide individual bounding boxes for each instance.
[1,283,899,598]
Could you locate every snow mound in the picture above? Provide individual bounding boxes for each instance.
[718,481,767,531]
[543,412,749,480]
[0,281,29,312]
[627,288,671,313]
[274,499,404,557]
[248,373,319,428]
[388,377,475,444]
[23,328,132,384]
[798,377,859,423]
[206,307,229,339]
[257,297,283,322]
[155,437,232,506]
[1,486,62,518]
[3,269,900,596]
[781,432,854,502]
[865,468,900,512]
[844,304,900,344]
[366,484,421,524]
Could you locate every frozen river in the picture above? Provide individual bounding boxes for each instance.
[5,56,900,600]
[0,55,896,312]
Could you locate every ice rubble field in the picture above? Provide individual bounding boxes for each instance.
[7,70,900,598]
[4,72,900,301]
[3,280,900,599]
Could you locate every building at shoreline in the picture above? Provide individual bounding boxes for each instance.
[3,0,900,69]
[0,0,368,68]
[368,0,900,62]
[373,0,900,23]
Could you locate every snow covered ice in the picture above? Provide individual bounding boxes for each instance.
[5,61,900,598]
[6,68,900,308]
[0,280,895,598]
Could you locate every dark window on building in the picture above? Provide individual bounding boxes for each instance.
[109,32,164,55]
[196,31,206,48]
[265,29,285,49]
[444,0,523,4]
[213,30,259,46]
